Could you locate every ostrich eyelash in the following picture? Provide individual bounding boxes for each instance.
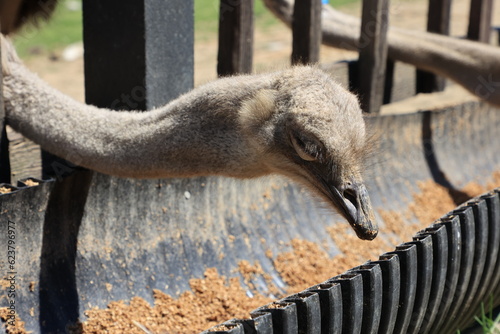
[290,132,324,162]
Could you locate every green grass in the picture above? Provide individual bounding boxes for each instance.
[13,0,360,57]
[473,301,500,334]
[194,0,281,40]
[457,298,500,334]
[13,0,83,57]
[195,0,361,40]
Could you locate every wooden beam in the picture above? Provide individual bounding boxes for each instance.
[217,0,254,76]
[416,0,451,93]
[291,0,322,65]
[467,0,494,42]
[357,0,390,114]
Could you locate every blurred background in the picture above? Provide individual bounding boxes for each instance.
[10,0,500,102]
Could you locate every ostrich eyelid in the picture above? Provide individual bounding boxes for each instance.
[290,132,318,162]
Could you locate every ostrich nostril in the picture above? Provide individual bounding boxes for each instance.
[343,187,358,208]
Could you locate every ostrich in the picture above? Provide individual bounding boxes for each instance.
[0,0,57,34]
[264,0,500,106]
[1,37,377,240]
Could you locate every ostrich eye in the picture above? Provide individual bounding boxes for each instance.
[290,132,319,162]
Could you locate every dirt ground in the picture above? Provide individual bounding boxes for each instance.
[19,0,500,103]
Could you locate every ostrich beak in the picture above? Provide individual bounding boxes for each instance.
[330,181,378,240]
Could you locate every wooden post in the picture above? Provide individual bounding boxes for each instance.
[357,0,390,114]
[291,0,322,65]
[427,0,452,35]
[0,32,11,183]
[416,0,451,93]
[217,0,254,76]
[83,1,193,109]
[467,0,494,42]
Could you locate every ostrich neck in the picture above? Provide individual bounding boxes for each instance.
[4,64,272,179]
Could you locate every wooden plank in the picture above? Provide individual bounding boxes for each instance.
[0,34,11,183]
[217,0,254,76]
[357,0,390,114]
[291,0,322,65]
[416,0,452,93]
[467,0,494,42]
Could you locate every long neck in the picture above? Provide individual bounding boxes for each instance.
[265,0,500,105]
[4,63,273,179]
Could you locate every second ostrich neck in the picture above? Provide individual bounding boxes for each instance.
[5,64,273,179]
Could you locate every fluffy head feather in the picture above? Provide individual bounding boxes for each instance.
[239,67,377,240]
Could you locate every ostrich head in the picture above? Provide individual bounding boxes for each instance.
[240,67,377,240]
